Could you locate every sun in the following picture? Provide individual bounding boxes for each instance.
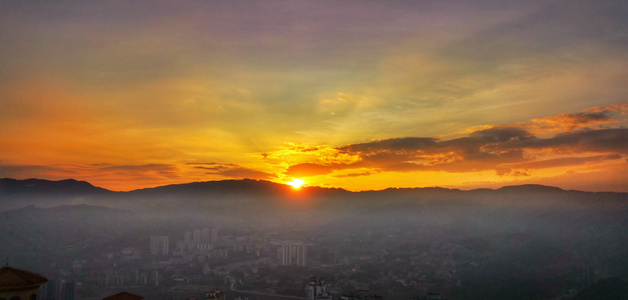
[287,178,306,189]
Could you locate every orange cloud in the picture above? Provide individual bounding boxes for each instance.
[285,163,334,177]
[531,104,628,133]
[280,125,627,180]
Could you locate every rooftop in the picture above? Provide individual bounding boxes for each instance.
[0,267,48,289]
[102,292,145,300]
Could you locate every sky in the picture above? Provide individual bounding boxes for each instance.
[0,0,627,192]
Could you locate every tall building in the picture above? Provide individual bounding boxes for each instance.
[307,277,332,300]
[211,228,219,244]
[42,279,75,300]
[201,228,210,243]
[278,241,307,267]
[149,236,169,255]
[0,266,48,300]
[150,271,159,287]
[193,229,201,244]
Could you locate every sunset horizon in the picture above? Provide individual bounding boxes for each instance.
[1,1,627,192]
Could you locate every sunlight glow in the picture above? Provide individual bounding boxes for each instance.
[287,178,306,189]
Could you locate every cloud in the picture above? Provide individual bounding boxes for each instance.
[189,162,275,180]
[282,106,627,178]
[337,137,437,154]
[519,128,628,154]
[0,163,183,190]
[99,163,178,172]
[531,109,622,133]
[495,167,530,177]
[332,171,373,178]
[507,154,623,170]
[285,163,334,177]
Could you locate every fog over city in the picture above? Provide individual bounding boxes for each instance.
[1,179,627,299]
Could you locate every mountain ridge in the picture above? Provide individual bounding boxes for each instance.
[1,178,626,196]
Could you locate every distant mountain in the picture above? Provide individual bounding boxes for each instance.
[496,184,565,193]
[0,178,112,195]
[127,178,351,198]
[3,178,624,198]
[1,178,626,214]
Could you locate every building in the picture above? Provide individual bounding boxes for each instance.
[41,279,75,300]
[201,228,211,243]
[277,241,307,267]
[205,289,225,300]
[306,277,332,300]
[102,292,144,300]
[149,236,169,255]
[193,229,201,244]
[0,266,48,300]
[150,271,159,287]
[321,248,339,265]
[210,228,219,244]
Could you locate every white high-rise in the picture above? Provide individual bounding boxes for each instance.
[278,241,307,267]
[150,235,169,255]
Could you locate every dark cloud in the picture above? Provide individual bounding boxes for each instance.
[215,168,276,180]
[496,167,530,177]
[337,137,437,154]
[332,171,373,178]
[96,164,180,178]
[287,126,626,177]
[519,128,628,153]
[98,164,178,172]
[193,162,276,180]
[508,154,622,170]
[532,111,619,131]
[469,126,533,142]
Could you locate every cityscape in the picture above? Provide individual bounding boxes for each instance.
[1,179,627,299]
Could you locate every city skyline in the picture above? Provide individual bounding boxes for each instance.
[1,0,627,192]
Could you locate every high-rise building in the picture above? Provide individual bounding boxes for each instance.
[150,271,160,287]
[307,277,332,300]
[149,236,169,255]
[193,229,201,244]
[211,228,219,244]
[201,228,210,243]
[278,241,307,267]
[62,280,75,300]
